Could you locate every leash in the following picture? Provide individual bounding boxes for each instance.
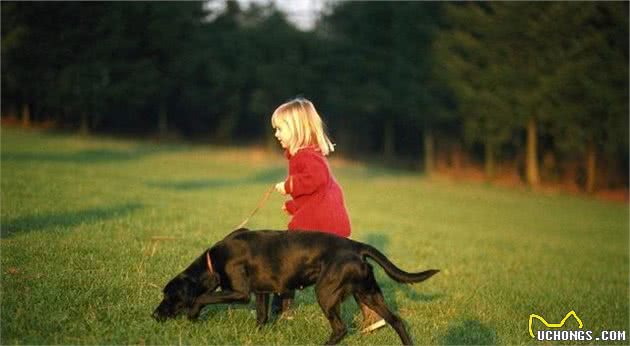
[234,184,276,230]
[206,184,275,277]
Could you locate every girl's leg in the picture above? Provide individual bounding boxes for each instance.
[359,302,386,332]
[271,290,295,320]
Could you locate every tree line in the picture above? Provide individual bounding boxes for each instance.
[2,1,627,192]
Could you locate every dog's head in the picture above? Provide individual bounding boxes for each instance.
[152,252,220,321]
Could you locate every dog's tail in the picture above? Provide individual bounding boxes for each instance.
[360,244,439,284]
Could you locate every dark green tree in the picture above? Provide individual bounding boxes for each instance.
[540,2,628,192]
[436,3,557,182]
[320,2,445,164]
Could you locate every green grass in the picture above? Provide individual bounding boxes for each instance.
[1,127,628,345]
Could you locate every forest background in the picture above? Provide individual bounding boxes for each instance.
[2,1,628,197]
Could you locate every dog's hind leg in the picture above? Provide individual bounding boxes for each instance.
[317,296,347,345]
[255,293,269,326]
[353,269,412,345]
[315,278,348,345]
[354,278,413,345]
[356,291,412,345]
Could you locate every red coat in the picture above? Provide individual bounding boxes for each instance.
[283,147,351,238]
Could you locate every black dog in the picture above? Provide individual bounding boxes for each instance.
[153,228,438,345]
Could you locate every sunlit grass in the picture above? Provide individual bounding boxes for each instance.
[1,128,628,345]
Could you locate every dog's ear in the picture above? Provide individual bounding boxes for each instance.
[206,251,214,273]
[202,250,220,291]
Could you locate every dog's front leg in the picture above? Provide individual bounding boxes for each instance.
[188,290,251,320]
[255,293,269,327]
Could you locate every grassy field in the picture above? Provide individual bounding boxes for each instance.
[1,127,628,345]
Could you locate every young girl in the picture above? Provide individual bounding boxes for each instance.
[270,97,386,333]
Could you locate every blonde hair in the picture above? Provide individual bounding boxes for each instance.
[271,98,335,156]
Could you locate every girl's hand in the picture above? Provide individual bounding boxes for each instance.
[275,182,286,195]
[281,204,289,215]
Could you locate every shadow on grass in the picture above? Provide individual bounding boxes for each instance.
[363,232,390,251]
[1,202,143,238]
[440,319,498,345]
[197,303,249,319]
[360,231,444,312]
[146,167,286,191]
[1,146,184,164]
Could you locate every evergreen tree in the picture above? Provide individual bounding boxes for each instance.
[540,2,628,192]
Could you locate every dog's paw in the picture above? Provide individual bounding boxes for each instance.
[187,309,201,321]
[256,318,270,328]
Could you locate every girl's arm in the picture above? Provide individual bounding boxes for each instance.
[285,155,328,198]
[284,200,297,215]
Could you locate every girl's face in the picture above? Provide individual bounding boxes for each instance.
[273,120,292,149]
